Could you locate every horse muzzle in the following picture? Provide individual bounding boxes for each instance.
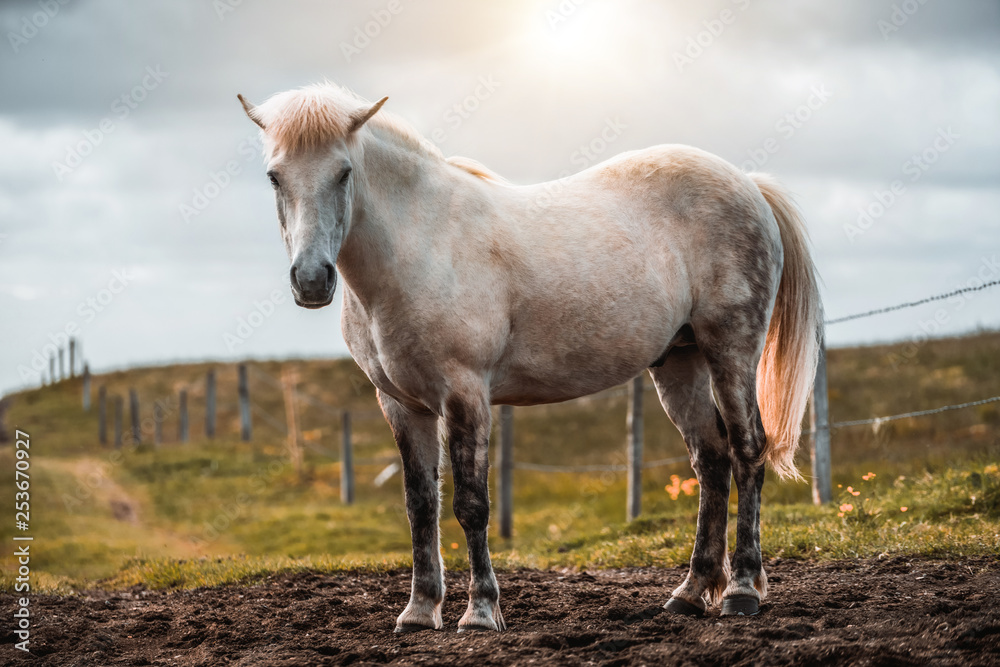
[290,260,336,309]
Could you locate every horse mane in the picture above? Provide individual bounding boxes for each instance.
[252,82,358,152]
[254,81,437,156]
[255,82,509,185]
[446,156,509,183]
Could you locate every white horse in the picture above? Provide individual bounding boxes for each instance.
[238,83,821,630]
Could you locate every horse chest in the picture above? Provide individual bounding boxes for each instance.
[341,294,455,410]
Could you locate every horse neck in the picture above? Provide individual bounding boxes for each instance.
[336,125,455,310]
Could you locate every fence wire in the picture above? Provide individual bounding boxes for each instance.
[249,365,382,421]
[515,455,689,474]
[521,395,1000,473]
[251,400,287,434]
[828,395,1000,430]
[825,279,1000,325]
[234,276,1000,477]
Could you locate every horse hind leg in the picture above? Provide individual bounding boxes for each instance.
[650,344,732,615]
[696,316,771,617]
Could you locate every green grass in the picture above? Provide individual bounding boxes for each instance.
[1,332,998,592]
[14,459,993,592]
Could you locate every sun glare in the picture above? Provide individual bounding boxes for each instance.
[524,1,630,68]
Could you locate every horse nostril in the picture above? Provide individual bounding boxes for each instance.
[290,266,299,291]
[325,263,335,290]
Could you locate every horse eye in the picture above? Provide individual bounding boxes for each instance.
[267,172,279,188]
[339,168,352,185]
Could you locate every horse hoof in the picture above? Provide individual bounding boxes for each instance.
[664,597,705,617]
[721,595,759,617]
[394,623,436,634]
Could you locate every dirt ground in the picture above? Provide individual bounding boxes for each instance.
[3,556,999,666]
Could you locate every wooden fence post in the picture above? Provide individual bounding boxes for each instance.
[82,364,91,411]
[129,389,141,445]
[498,405,514,539]
[238,364,252,442]
[98,386,107,444]
[154,401,164,447]
[281,368,304,482]
[810,337,832,505]
[113,396,123,449]
[69,338,76,379]
[58,347,64,382]
[341,411,354,504]
[626,375,644,521]
[205,370,216,439]
[48,354,55,386]
[179,390,189,443]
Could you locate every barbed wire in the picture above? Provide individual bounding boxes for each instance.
[644,455,691,468]
[294,389,347,418]
[514,454,689,474]
[525,394,1000,474]
[140,274,1000,473]
[248,365,283,389]
[301,440,342,460]
[827,394,1000,430]
[249,364,383,421]
[825,279,1000,325]
[251,400,287,434]
[355,454,401,466]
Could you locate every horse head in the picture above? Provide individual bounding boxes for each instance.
[238,86,387,308]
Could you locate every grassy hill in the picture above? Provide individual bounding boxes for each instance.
[1,332,998,592]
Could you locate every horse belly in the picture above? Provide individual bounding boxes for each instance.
[492,289,684,405]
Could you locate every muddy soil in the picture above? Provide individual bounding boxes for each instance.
[3,556,999,666]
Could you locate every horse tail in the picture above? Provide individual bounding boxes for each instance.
[750,173,822,480]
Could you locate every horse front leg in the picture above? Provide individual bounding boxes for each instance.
[380,391,446,633]
[445,392,506,632]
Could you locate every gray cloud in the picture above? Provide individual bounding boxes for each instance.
[2,0,999,394]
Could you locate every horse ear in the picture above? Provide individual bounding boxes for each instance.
[238,94,266,130]
[349,96,388,133]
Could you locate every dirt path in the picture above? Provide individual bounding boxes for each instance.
[44,457,228,560]
[3,556,998,666]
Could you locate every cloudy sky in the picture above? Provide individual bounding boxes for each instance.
[1,0,998,395]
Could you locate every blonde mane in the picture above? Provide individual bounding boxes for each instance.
[252,83,508,186]
[252,82,440,157]
[251,83,358,152]
[446,156,508,183]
